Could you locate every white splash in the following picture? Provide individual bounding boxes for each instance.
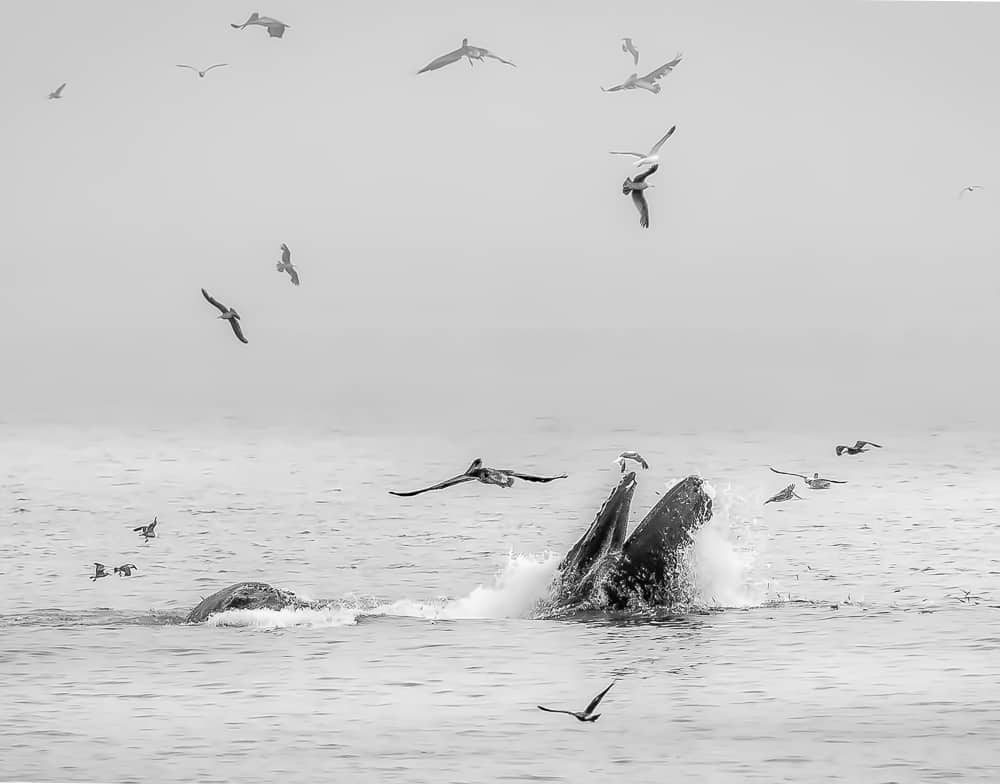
[204,605,361,629]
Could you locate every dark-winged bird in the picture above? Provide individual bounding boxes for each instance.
[133,517,158,541]
[114,563,138,577]
[48,83,66,100]
[201,289,248,344]
[276,243,299,285]
[770,467,846,490]
[417,38,516,74]
[765,484,804,504]
[390,458,567,497]
[231,12,289,38]
[835,440,882,456]
[90,563,109,581]
[622,164,658,228]
[538,682,615,722]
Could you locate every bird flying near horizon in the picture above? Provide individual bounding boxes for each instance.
[390,458,567,497]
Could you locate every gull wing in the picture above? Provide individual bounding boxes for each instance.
[640,54,683,83]
[148,518,157,532]
[201,288,228,314]
[281,243,291,265]
[537,706,577,716]
[631,190,650,228]
[94,562,104,569]
[770,467,806,480]
[229,318,249,344]
[483,51,516,67]
[822,478,848,484]
[584,682,615,714]
[648,125,677,154]
[417,47,465,74]
[609,151,644,158]
[855,440,882,449]
[231,13,258,28]
[286,266,300,286]
[203,64,229,73]
[503,471,568,483]
[389,474,477,497]
[632,163,658,183]
[176,65,198,72]
[601,82,627,92]
[622,38,640,66]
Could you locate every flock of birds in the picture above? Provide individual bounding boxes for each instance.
[764,440,883,505]
[88,518,157,582]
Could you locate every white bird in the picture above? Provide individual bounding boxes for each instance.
[610,125,676,168]
[621,38,640,66]
[201,289,248,344]
[622,164,658,229]
[417,38,516,74]
[616,451,649,472]
[231,12,289,38]
[602,54,683,94]
[276,243,299,286]
[769,467,846,490]
[176,64,229,78]
[48,83,66,100]
[959,185,984,198]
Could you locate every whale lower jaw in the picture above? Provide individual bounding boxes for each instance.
[185,582,311,623]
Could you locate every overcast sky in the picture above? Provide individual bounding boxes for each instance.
[1,0,997,432]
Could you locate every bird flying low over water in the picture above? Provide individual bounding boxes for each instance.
[176,63,229,78]
[48,83,66,100]
[231,12,289,38]
[90,563,109,581]
[621,38,640,66]
[610,125,676,168]
[765,484,804,504]
[538,682,615,722]
[201,289,248,344]
[389,458,567,497]
[622,164,658,229]
[835,440,882,456]
[770,467,846,490]
[276,243,299,285]
[417,38,516,74]
[602,54,682,93]
[114,564,138,577]
[133,517,158,541]
[616,451,649,472]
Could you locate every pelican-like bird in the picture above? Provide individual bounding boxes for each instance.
[610,125,676,168]
[770,467,846,490]
[231,12,289,38]
[176,63,229,78]
[835,440,882,456]
[276,243,299,285]
[616,451,649,473]
[538,682,615,723]
[114,564,138,577]
[621,38,640,66]
[133,517,158,541]
[48,83,66,100]
[390,458,567,497]
[765,484,803,504]
[90,563,109,581]
[622,164,658,229]
[417,38,516,74]
[201,289,248,344]
[602,54,682,94]
[959,185,984,198]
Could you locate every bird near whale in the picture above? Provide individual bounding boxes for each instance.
[769,467,846,490]
[538,681,615,722]
[389,458,567,497]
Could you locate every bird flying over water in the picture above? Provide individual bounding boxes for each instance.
[770,467,846,490]
[231,12,289,38]
[602,54,682,94]
[276,243,299,285]
[765,484,803,504]
[616,451,649,472]
[621,38,640,66]
[201,288,248,344]
[622,164,658,229]
[538,682,615,722]
[114,564,138,577]
[133,517,158,541]
[176,64,229,78]
[390,458,567,497]
[959,185,984,198]
[48,83,66,100]
[835,440,882,456]
[610,125,676,168]
[417,38,516,74]
[90,563,109,581]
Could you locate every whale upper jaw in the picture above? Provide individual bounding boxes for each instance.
[185,582,309,623]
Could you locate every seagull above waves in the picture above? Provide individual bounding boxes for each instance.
[770,467,846,490]
[538,682,615,723]
[610,125,676,168]
[276,243,299,285]
[622,164,658,228]
[176,63,229,78]
[765,484,803,504]
[621,38,640,66]
[133,517,158,541]
[90,563,109,581]
[602,54,682,94]
[417,38,516,74]
[201,288,248,344]
[616,451,649,472]
[231,12,289,38]
[389,458,567,497]
[835,440,881,456]
[48,83,66,100]
[114,563,138,577]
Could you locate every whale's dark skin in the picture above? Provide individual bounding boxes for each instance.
[186,582,310,623]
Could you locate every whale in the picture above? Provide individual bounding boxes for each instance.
[185,581,311,623]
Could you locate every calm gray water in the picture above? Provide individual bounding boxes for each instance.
[2,425,999,783]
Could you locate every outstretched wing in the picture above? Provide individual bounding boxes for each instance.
[54,83,66,96]
[601,83,627,92]
[632,163,659,183]
[148,518,157,531]
[648,125,677,154]
[503,471,568,483]
[622,38,639,66]
[631,190,649,228]
[175,65,198,72]
[417,48,465,74]
[201,288,228,314]
[537,706,576,716]
[94,562,104,569]
[389,474,476,497]
[585,682,615,714]
[822,478,848,484]
[609,151,644,158]
[770,467,806,480]
[204,64,229,73]
[229,318,249,344]
[640,54,683,83]
[287,266,300,286]
[231,13,258,28]
[281,243,291,264]
[855,440,882,449]
[483,51,516,67]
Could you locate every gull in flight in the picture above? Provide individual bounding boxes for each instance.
[417,38,516,74]
[770,467,846,490]
[90,563,109,581]
[276,243,299,285]
[622,164,658,229]
[610,125,676,168]
[621,38,640,66]
[765,484,804,504]
[231,12,289,38]
[616,451,649,473]
[959,185,984,198]
[133,517,158,541]
[176,64,229,78]
[835,440,882,456]
[201,289,248,344]
[602,54,683,94]
[538,682,615,723]
[390,458,567,497]
[114,563,138,577]
[48,83,66,100]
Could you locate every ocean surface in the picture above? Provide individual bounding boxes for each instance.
[2,424,999,783]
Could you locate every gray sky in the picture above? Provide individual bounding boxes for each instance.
[1,0,998,432]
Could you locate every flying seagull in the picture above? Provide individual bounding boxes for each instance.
[176,64,229,78]
[959,185,984,198]
[231,12,289,38]
[602,54,683,94]
[114,563,138,577]
[538,682,615,723]
[417,38,516,74]
[621,38,640,66]
[770,467,846,490]
[616,451,649,473]
[133,517,158,541]
[390,458,567,497]
[610,125,676,168]
[90,563,109,581]
[48,83,66,100]
[201,288,248,344]
[276,243,299,285]
[765,484,804,504]
[622,164,658,228]
[835,440,882,456]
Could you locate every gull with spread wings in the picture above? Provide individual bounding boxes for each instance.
[201,289,248,344]
[610,125,676,168]
[602,54,682,94]
[616,451,649,472]
[621,38,640,66]
[538,682,615,723]
[276,243,299,285]
[133,517,158,541]
[176,63,229,78]
[770,467,846,490]
[765,484,804,504]
[417,38,516,74]
[390,458,567,497]
[835,440,882,456]
[231,12,289,38]
[622,164,658,229]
